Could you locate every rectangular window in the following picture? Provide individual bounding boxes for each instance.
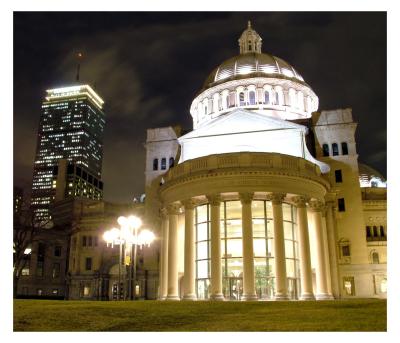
[52,263,60,278]
[335,170,343,183]
[94,236,98,247]
[83,286,90,297]
[54,246,62,257]
[82,236,87,247]
[343,277,355,296]
[88,236,92,247]
[366,226,372,238]
[85,257,92,271]
[342,245,350,257]
[338,198,345,212]
[21,263,30,276]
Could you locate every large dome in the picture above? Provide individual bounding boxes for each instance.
[202,52,305,91]
[190,21,319,129]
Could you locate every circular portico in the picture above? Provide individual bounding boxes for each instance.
[158,152,334,301]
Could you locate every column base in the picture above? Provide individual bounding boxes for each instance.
[299,293,315,301]
[182,294,197,301]
[210,293,225,301]
[241,294,259,301]
[316,293,334,300]
[274,293,290,301]
[166,295,181,301]
[159,296,167,301]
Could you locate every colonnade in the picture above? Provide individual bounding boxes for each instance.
[159,192,335,301]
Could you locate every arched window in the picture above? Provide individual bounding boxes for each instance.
[332,143,339,156]
[161,158,166,170]
[322,144,330,157]
[373,226,378,237]
[372,252,379,264]
[239,92,245,106]
[249,91,255,105]
[264,91,270,104]
[341,142,348,155]
[379,226,385,237]
[275,92,279,105]
[169,157,174,168]
[153,158,158,171]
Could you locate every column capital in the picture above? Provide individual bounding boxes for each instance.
[308,199,325,212]
[182,198,198,210]
[166,203,182,215]
[239,192,254,205]
[266,192,286,205]
[292,195,310,208]
[206,194,221,206]
[160,207,168,219]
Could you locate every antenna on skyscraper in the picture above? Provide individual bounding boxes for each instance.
[76,52,83,82]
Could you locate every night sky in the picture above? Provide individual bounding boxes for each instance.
[13,12,387,204]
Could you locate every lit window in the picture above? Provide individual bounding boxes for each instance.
[161,158,166,170]
[83,286,90,296]
[264,91,270,104]
[343,277,355,296]
[249,91,255,105]
[380,278,387,293]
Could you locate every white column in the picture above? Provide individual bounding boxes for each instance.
[325,201,340,298]
[182,199,197,300]
[321,207,333,298]
[309,200,333,300]
[166,203,181,301]
[292,196,315,300]
[159,207,169,300]
[207,194,224,301]
[269,193,289,300]
[239,192,258,301]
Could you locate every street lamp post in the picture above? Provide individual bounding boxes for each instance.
[103,215,155,301]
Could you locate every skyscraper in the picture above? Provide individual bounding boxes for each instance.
[30,84,106,221]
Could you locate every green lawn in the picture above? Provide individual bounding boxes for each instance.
[13,298,386,332]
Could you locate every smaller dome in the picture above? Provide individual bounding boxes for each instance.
[358,163,386,188]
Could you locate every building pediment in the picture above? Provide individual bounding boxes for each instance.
[180,109,307,141]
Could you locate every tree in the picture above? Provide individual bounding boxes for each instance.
[13,200,52,298]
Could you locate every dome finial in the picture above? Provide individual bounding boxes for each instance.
[238,21,262,54]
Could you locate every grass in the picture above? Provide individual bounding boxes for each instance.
[13,298,386,332]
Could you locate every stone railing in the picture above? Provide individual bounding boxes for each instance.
[165,152,322,183]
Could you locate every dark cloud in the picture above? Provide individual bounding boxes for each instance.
[14,12,387,202]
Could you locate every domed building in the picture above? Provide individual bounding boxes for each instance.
[144,22,387,301]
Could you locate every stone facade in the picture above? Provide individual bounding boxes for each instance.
[143,24,387,301]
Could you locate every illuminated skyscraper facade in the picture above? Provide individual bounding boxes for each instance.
[31,85,105,221]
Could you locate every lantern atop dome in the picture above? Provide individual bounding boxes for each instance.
[238,20,262,54]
